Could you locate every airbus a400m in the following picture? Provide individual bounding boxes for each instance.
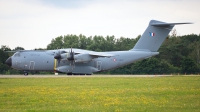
[5,20,191,75]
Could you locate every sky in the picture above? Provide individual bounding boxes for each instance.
[0,0,199,50]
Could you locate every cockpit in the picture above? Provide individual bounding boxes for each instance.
[13,52,20,57]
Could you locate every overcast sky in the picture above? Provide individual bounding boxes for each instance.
[0,0,199,50]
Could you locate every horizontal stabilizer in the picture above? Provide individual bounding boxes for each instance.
[151,22,192,27]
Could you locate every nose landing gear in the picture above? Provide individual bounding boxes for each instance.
[24,72,28,76]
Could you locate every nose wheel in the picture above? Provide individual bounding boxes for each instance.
[24,72,28,76]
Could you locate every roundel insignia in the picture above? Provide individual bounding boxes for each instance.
[113,58,116,62]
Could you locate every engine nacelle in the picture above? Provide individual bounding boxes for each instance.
[60,53,70,59]
[74,53,93,62]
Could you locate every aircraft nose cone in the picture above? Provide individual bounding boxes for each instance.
[5,57,12,67]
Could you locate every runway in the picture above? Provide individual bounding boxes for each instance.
[0,74,173,78]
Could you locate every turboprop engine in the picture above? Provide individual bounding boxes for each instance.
[74,53,93,62]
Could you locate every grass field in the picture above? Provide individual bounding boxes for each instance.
[0,76,199,112]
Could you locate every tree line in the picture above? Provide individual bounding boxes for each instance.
[1,32,200,74]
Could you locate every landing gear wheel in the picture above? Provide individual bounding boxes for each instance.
[24,72,28,76]
[67,73,72,75]
[86,74,91,75]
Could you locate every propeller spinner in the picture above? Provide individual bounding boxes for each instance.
[54,49,66,66]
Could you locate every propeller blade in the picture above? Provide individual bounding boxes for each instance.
[54,49,62,67]
[58,59,60,66]
[67,47,75,60]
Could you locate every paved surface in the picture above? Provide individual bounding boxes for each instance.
[0,74,174,78]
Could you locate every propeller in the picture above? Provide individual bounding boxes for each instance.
[54,47,75,69]
[54,48,75,67]
[67,47,75,68]
[67,47,74,60]
[54,49,61,59]
[54,49,61,66]
[54,49,66,66]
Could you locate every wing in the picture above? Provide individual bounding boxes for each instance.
[60,48,114,62]
[76,52,114,58]
[64,48,114,58]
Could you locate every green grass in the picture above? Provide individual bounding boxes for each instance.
[0,76,199,112]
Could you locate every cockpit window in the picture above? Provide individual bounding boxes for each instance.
[14,52,20,57]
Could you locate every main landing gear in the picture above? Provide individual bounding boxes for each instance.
[67,73,72,75]
[67,73,91,76]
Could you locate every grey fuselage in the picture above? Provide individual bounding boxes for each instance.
[9,49,158,74]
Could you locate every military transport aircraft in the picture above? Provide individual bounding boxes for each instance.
[5,20,192,75]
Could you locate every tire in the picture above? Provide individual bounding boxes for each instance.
[24,72,28,76]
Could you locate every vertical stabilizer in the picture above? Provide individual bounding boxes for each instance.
[133,20,191,52]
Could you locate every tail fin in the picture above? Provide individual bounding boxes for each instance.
[133,20,192,52]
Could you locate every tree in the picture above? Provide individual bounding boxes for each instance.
[181,57,197,74]
[47,36,64,50]
[14,46,25,50]
[0,46,11,74]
